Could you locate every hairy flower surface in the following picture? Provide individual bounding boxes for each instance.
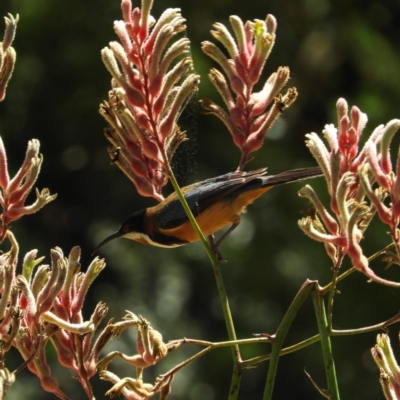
[201,14,296,170]
[100,0,199,201]
[299,98,400,286]
[0,14,18,101]
[371,334,400,400]
[0,241,108,399]
[0,138,57,242]
[360,120,400,258]
[97,312,177,399]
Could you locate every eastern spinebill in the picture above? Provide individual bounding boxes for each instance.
[93,166,322,255]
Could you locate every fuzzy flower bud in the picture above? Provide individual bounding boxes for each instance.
[0,14,18,101]
[380,120,400,175]
[101,1,198,200]
[302,97,400,286]
[201,13,292,170]
[371,334,400,399]
[0,138,56,241]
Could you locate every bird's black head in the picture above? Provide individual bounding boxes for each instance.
[92,209,147,253]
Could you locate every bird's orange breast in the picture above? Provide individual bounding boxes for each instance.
[158,186,271,243]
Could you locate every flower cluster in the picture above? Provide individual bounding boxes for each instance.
[201,15,296,170]
[100,0,200,201]
[298,98,400,286]
[97,312,178,399]
[0,15,55,242]
[0,14,18,102]
[299,99,372,266]
[361,119,400,258]
[0,7,180,399]
[0,243,109,399]
[0,138,57,242]
[371,334,400,400]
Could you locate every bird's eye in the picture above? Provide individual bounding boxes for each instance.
[121,224,130,233]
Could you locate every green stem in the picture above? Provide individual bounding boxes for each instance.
[170,336,273,348]
[331,310,400,335]
[325,250,345,331]
[244,307,400,368]
[320,267,355,294]
[326,259,340,330]
[243,334,320,368]
[166,164,242,399]
[263,280,315,400]
[311,287,340,400]
[166,164,215,262]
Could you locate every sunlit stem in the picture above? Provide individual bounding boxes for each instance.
[263,280,314,400]
[326,252,344,331]
[312,288,340,400]
[244,307,400,368]
[243,334,320,368]
[165,158,242,400]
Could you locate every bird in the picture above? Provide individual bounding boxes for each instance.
[93,166,322,257]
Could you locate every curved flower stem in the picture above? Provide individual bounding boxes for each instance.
[155,336,276,392]
[320,243,394,295]
[165,162,242,400]
[331,310,400,335]
[263,280,315,400]
[169,336,274,348]
[312,287,340,400]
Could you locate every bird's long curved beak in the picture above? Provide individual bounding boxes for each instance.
[92,230,122,255]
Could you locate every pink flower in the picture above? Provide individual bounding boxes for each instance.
[14,246,107,399]
[299,98,400,287]
[100,0,199,201]
[371,334,400,399]
[0,138,57,241]
[201,14,296,170]
[97,312,174,399]
[0,14,18,101]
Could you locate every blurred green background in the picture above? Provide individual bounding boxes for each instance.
[1,0,400,399]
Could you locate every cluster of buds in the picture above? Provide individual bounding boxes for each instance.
[201,15,296,170]
[100,0,200,202]
[298,98,400,286]
[0,232,18,398]
[0,15,56,243]
[0,137,57,242]
[0,239,109,398]
[97,312,178,399]
[0,14,18,102]
[0,244,109,399]
[371,334,400,400]
[361,119,400,259]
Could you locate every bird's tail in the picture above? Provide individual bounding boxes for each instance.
[261,166,322,187]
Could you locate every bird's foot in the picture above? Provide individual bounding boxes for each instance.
[208,235,227,263]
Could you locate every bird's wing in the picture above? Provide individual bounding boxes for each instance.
[155,169,267,230]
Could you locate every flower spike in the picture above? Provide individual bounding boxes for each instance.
[0,14,18,101]
[301,98,400,286]
[0,138,56,242]
[201,14,291,170]
[101,1,199,201]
